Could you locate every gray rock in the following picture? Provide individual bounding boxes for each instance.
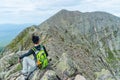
[41,70,59,80]
[95,69,115,80]
[74,74,86,80]
[4,64,21,79]
[56,53,77,78]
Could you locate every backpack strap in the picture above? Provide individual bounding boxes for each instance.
[40,45,44,50]
[32,47,37,52]
[32,45,43,54]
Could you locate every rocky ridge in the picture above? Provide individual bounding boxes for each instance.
[0,9,120,80]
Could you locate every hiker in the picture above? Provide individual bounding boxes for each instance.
[18,34,48,76]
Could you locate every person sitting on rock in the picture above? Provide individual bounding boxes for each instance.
[18,34,48,76]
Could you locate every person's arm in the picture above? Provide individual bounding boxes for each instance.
[19,49,34,60]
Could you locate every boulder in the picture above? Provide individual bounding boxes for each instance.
[74,74,86,80]
[95,69,115,80]
[0,71,6,79]
[4,63,21,79]
[56,53,77,78]
[40,70,60,80]
[16,75,25,80]
[5,71,22,80]
[0,52,15,72]
[30,69,46,80]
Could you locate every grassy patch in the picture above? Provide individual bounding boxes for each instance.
[106,48,118,63]
[8,55,18,66]
[16,63,22,71]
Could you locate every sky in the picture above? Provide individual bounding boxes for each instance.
[0,0,120,47]
[0,0,120,25]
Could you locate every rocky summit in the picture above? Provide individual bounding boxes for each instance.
[0,9,120,80]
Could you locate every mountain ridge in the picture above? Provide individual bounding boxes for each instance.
[1,9,120,80]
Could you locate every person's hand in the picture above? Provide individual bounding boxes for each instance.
[18,58,21,63]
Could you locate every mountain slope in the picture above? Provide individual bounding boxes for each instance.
[2,9,120,80]
[36,9,120,79]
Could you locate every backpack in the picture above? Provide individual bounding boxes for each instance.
[32,45,48,69]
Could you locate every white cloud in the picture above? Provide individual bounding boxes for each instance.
[81,0,120,10]
[0,0,120,24]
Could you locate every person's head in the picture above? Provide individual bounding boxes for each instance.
[32,34,40,44]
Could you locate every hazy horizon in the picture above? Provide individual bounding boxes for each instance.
[0,23,33,47]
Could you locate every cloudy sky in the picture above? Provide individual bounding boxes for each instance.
[0,0,120,25]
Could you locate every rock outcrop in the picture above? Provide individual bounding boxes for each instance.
[95,69,116,80]
[40,70,59,80]
[57,53,77,74]
[74,75,86,80]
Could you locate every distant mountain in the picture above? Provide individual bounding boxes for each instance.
[0,24,33,47]
[2,9,120,80]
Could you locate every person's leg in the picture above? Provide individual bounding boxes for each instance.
[22,57,36,74]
